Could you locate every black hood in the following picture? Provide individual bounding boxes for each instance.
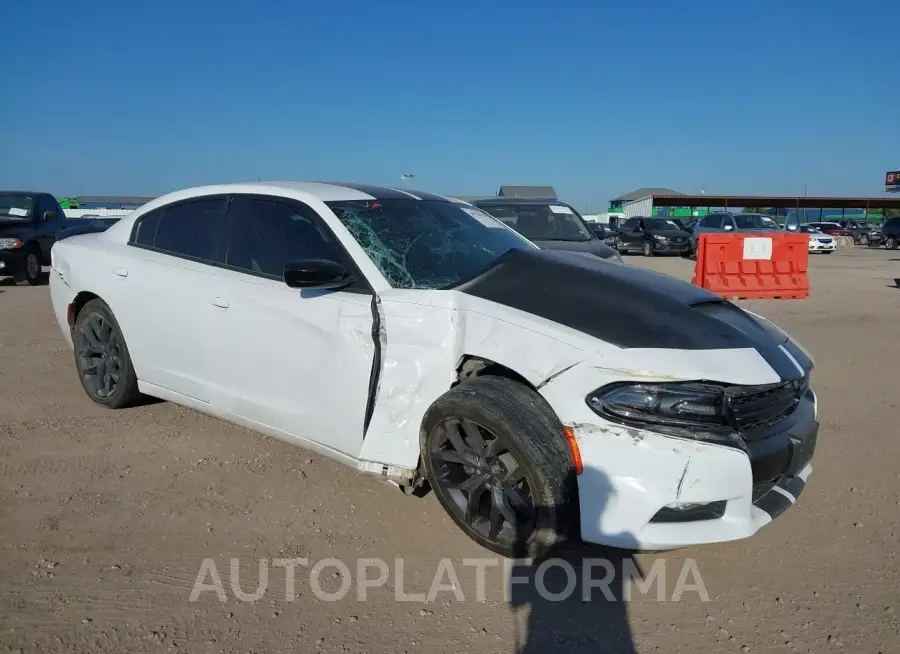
[458,248,810,380]
[529,237,619,259]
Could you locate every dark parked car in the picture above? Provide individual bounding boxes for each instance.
[586,222,616,244]
[615,216,693,257]
[837,220,878,245]
[472,198,623,263]
[872,216,900,249]
[0,191,121,286]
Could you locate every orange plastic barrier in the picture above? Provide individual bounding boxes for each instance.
[691,232,809,300]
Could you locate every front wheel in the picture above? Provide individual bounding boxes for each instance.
[421,376,578,558]
[886,237,898,250]
[642,241,654,257]
[858,234,868,246]
[72,299,141,409]
[13,247,42,286]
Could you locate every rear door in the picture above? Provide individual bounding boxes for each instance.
[113,196,230,403]
[205,194,376,458]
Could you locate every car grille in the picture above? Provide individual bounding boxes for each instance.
[725,378,807,439]
[669,237,687,245]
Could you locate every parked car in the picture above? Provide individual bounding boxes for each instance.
[837,220,877,245]
[0,190,74,285]
[803,222,854,238]
[48,181,819,557]
[799,225,836,254]
[586,222,616,244]
[471,198,622,263]
[871,216,900,249]
[615,216,693,256]
[689,212,781,253]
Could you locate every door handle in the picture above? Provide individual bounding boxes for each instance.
[112,266,128,278]
[210,296,229,309]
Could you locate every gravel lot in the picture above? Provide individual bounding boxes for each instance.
[1,248,899,653]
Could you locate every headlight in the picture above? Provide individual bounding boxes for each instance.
[0,238,23,250]
[586,382,741,447]
[653,234,667,241]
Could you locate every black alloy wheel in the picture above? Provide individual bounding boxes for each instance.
[73,299,140,408]
[429,417,536,548]
[421,376,578,558]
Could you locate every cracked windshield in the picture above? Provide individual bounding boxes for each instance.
[478,203,592,242]
[326,200,532,289]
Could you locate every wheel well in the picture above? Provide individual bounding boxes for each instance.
[454,355,536,391]
[68,291,100,327]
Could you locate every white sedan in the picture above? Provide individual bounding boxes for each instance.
[800,225,836,253]
[49,182,820,557]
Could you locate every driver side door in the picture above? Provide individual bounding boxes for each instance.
[206,194,377,459]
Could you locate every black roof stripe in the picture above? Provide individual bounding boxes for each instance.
[320,182,449,202]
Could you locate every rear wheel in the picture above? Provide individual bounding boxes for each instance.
[72,299,141,409]
[13,247,42,286]
[886,237,898,250]
[642,240,654,257]
[421,376,578,558]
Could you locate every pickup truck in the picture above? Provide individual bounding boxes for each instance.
[0,191,120,286]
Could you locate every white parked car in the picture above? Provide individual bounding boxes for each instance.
[799,225,836,254]
[49,182,819,557]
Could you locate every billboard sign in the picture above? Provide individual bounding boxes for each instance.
[887,171,900,192]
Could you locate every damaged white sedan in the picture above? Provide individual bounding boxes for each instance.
[49,182,819,557]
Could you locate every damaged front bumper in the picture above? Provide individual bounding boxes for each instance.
[539,363,818,551]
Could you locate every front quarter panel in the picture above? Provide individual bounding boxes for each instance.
[358,290,588,469]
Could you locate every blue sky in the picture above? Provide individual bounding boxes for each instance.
[1,0,897,209]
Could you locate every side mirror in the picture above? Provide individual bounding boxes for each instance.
[786,224,798,232]
[43,210,57,221]
[283,259,354,290]
[723,224,734,231]
[633,225,642,232]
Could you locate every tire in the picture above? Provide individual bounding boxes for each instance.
[823,250,834,254]
[858,234,868,246]
[642,241,654,257]
[615,238,627,254]
[420,376,578,558]
[13,246,42,286]
[72,298,141,409]
[886,237,898,250]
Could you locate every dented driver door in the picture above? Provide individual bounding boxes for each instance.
[205,266,376,458]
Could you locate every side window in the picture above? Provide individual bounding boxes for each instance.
[131,208,164,247]
[224,196,350,279]
[621,218,638,230]
[150,197,228,262]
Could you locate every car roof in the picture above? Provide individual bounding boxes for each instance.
[97,182,462,243]
[0,190,50,196]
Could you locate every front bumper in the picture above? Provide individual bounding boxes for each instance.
[651,239,691,254]
[809,240,835,252]
[0,249,25,276]
[540,365,818,551]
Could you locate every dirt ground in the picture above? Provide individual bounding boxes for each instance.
[1,247,899,654]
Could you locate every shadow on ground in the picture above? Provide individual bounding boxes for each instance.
[510,465,640,653]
